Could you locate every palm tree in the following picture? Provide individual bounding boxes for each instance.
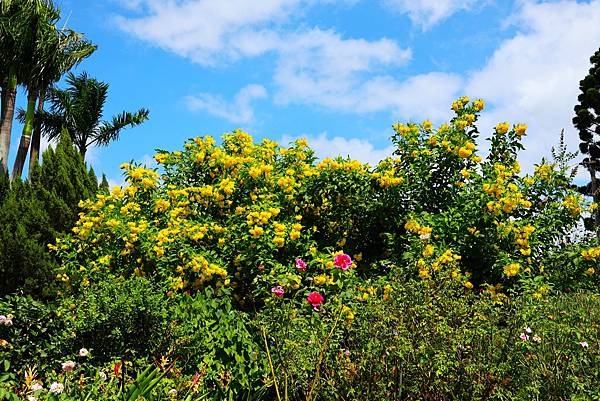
[38,72,149,159]
[26,30,96,175]
[10,0,61,179]
[0,0,37,174]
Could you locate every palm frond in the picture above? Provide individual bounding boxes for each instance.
[94,108,150,147]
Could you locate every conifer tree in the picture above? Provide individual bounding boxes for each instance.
[575,47,600,231]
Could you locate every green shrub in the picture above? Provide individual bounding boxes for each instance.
[0,294,71,373]
[65,276,171,364]
[171,288,269,400]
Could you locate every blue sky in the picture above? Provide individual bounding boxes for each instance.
[8,0,600,185]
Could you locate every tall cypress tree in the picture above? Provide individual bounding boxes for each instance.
[0,135,99,296]
[574,47,600,231]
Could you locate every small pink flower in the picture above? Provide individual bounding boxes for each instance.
[78,348,89,357]
[519,333,529,341]
[307,291,324,310]
[271,286,285,297]
[62,361,76,372]
[579,341,589,348]
[295,258,307,271]
[419,233,430,240]
[333,253,353,270]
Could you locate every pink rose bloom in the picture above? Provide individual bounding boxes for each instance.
[333,254,353,270]
[295,258,307,271]
[519,333,529,341]
[307,291,324,310]
[62,361,76,372]
[271,286,285,297]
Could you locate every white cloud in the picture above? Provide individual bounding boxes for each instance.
[114,0,300,66]
[280,132,395,166]
[185,84,267,124]
[383,0,477,30]
[466,0,600,174]
[273,29,413,111]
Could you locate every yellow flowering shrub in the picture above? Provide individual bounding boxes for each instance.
[52,98,598,305]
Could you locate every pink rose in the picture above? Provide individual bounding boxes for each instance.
[295,258,307,271]
[271,286,285,297]
[62,361,76,372]
[333,254,352,270]
[519,333,529,341]
[307,291,324,310]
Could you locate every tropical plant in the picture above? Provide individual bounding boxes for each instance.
[9,0,60,180]
[0,0,48,174]
[38,72,149,159]
[10,4,96,180]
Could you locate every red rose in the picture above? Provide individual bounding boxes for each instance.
[307,291,324,310]
[333,253,353,270]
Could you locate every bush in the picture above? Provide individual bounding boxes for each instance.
[0,294,71,373]
[170,288,268,400]
[64,276,171,364]
[261,275,600,401]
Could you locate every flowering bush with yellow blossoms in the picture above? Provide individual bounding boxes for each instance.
[51,97,599,308]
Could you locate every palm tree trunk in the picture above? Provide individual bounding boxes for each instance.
[11,89,38,180]
[0,69,17,175]
[28,88,46,175]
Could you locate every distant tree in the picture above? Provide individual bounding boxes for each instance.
[574,47,600,231]
[38,72,149,159]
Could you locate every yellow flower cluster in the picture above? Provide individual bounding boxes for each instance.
[563,195,584,217]
[405,218,432,237]
[581,246,600,261]
[503,262,521,277]
[514,225,535,256]
[534,163,554,181]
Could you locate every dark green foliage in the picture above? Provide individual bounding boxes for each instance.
[67,276,172,364]
[171,288,268,400]
[575,47,600,230]
[29,134,97,233]
[574,47,600,159]
[99,173,109,194]
[0,136,98,297]
[0,294,71,372]
[0,179,56,296]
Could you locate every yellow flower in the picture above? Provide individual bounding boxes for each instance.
[273,237,285,247]
[422,244,435,258]
[503,262,520,277]
[464,281,474,289]
[473,99,484,111]
[495,122,510,134]
[422,119,432,130]
[514,124,527,137]
[458,147,472,158]
[154,153,168,164]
